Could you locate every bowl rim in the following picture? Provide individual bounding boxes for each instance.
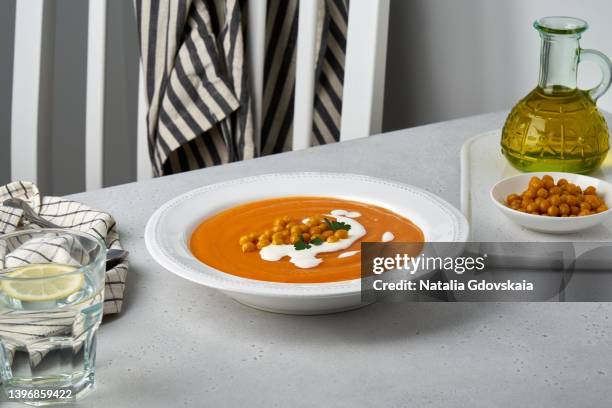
[490,171,612,220]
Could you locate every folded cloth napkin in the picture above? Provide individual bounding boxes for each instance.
[0,181,127,315]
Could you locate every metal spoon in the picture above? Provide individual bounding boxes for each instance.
[3,197,129,269]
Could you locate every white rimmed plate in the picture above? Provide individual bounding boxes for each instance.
[145,172,469,314]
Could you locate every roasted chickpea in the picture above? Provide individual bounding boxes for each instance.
[286,222,297,230]
[580,202,592,212]
[282,216,292,223]
[290,233,302,244]
[549,186,562,195]
[543,177,555,189]
[305,218,318,227]
[550,195,562,206]
[273,218,285,227]
[596,205,609,213]
[526,188,538,199]
[510,200,522,210]
[539,199,550,213]
[272,225,284,233]
[272,232,284,244]
[322,230,334,238]
[548,205,560,217]
[318,222,330,232]
[565,195,578,206]
[309,226,322,235]
[559,203,571,216]
[310,233,323,241]
[571,206,581,216]
[557,178,569,187]
[241,242,256,252]
[239,235,252,245]
[536,188,549,198]
[584,186,597,196]
[566,184,578,194]
[257,239,270,249]
[529,177,543,190]
[301,233,311,242]
[290,225,303,235]
[507,193,520,204]
[326,235,340,243]
[578,210,592,216]
[585,195,600,207]
[526,202,539,213]
[334,229,349,239]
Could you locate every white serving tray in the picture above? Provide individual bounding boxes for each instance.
[460,130,612,242]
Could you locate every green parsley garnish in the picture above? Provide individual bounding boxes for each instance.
[310,237,324,246]
[323,218,351,232]
[293,236,311,251]
[294,236,325,251]
[293,219,350,250]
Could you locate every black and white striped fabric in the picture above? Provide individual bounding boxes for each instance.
[137,0,254,176]
[263,0,349,153]
[0,181,127,315]
[136,0,349,175]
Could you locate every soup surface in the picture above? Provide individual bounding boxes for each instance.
[190,196,424,283]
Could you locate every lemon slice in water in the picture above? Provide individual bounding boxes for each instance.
[1,264,84,302]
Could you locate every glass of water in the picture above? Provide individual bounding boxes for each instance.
[0,229,106,405]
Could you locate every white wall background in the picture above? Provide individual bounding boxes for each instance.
[383,0,612,132]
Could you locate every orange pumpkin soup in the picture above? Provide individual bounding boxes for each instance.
[190,196,424,283]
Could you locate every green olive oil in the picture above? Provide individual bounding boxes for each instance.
[501,86,609,174]
[501,17,612,174]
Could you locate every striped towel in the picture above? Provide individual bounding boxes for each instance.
[0,181,127,315]
[136,0,349,175]
[263,0,349,153]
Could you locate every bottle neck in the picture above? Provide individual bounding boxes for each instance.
[538,33,580,93]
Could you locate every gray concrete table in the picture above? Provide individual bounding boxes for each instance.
[10,112,611,407]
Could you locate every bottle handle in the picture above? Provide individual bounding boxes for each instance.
[579,48,612,101]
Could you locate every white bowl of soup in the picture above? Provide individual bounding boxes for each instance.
[145,173,469,314]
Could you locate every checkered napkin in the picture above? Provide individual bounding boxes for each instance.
[0,181,127,315]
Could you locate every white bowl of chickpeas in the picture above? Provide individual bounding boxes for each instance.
[491,172,612,234]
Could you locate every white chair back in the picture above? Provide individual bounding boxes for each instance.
[9,0,389,191]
